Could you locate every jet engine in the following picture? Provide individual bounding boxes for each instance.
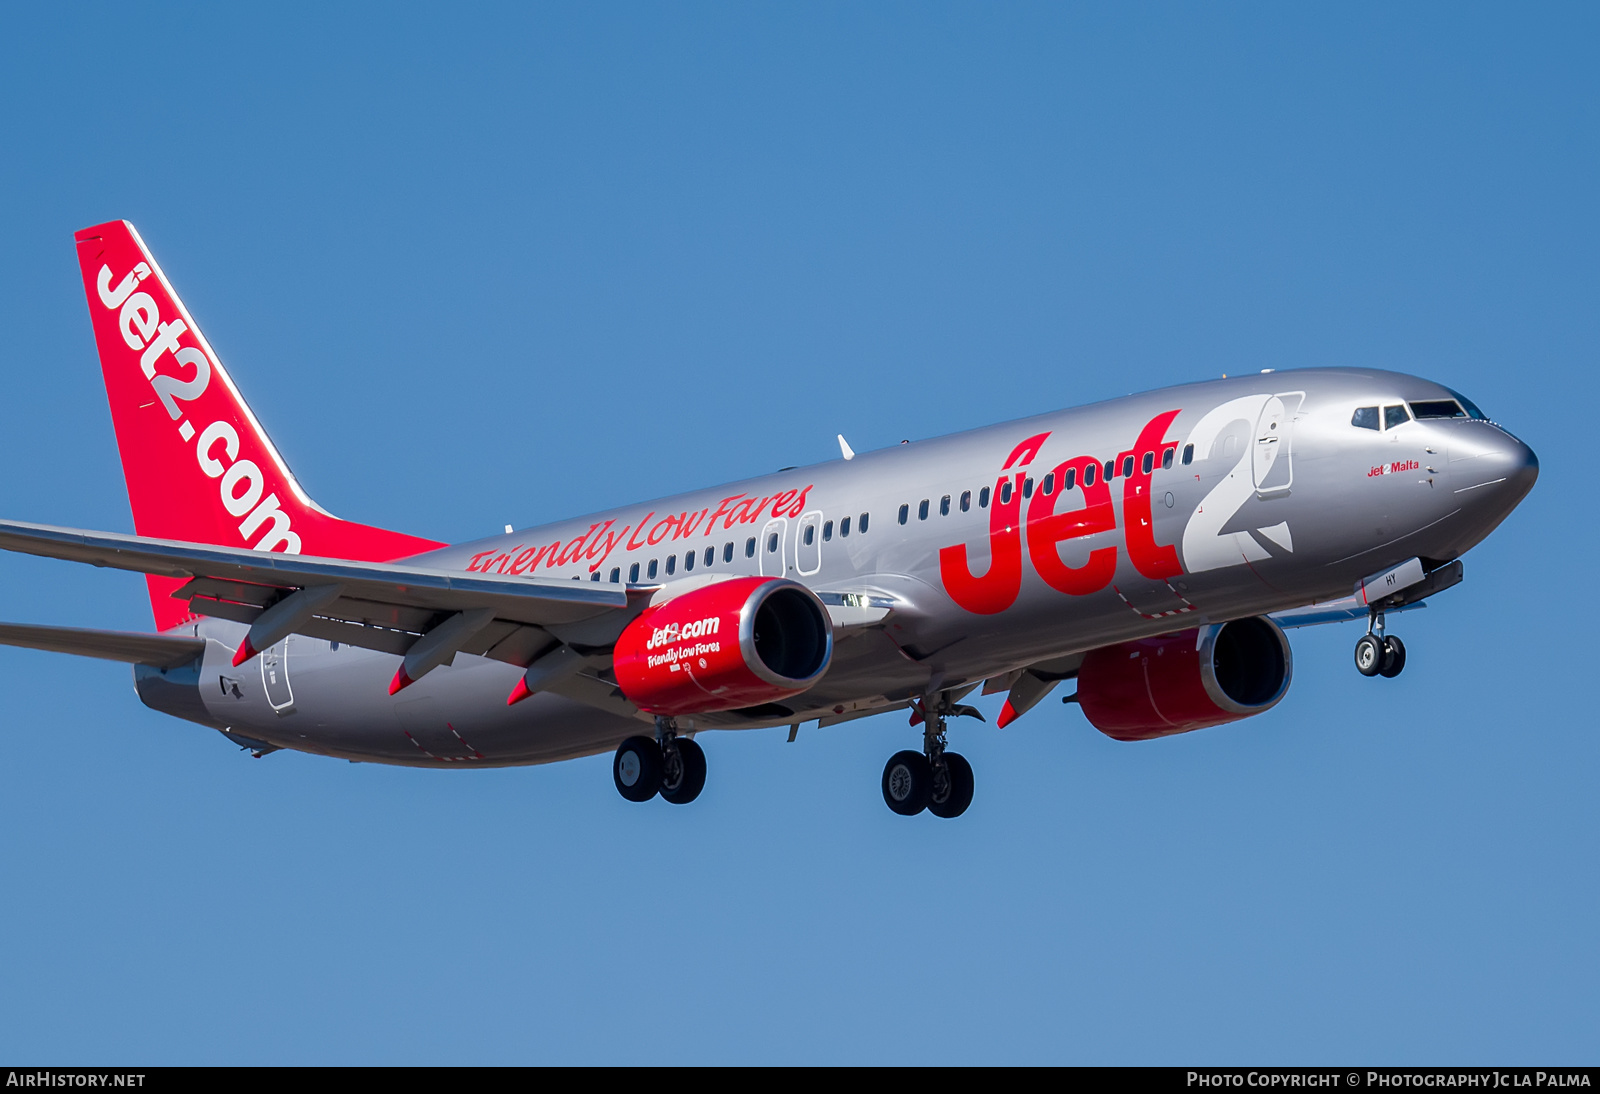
[1077,616,1292,741]
[612,576,833,716]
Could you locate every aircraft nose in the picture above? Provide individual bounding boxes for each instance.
[1505,433,1539,498]
[1454,426,1538,512]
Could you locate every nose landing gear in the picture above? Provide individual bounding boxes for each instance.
[881,698,976,818]
[1354,611,1407,678]
[613,717,706,804]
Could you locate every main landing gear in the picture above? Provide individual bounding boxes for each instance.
[613,717,706,805]
[1354,610,1407,679]
[882,698,976,819]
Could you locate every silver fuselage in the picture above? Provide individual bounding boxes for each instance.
[142,367,1536,765]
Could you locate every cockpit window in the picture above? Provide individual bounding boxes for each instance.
[1447,388,1489,420]
[1352,406,1380,430]
[1383,405,1410,429]
[1410,399,1467,420]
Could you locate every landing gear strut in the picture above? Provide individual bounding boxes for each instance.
[881,697,975,818]
[1354,610,1407,679]
[613,717,706,804]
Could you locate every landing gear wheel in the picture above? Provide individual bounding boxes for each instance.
[882,750,932,816]
[1354,634,1386,677]
[928,752,974,819]
[1380,635,1407,678]
[660,737,706,805]
[613,735,662,802]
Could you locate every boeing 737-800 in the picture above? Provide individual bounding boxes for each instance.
[0,221,1538,817]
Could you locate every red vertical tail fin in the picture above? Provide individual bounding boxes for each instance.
[73,220,444,630]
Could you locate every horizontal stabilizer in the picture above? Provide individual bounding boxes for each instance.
[0,621,204,668]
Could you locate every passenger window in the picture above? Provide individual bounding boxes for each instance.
[858,513,868,533]
[1182,444,1194,465]
[647,559,658,579]
[1162,447,1174,470]
[767,533,779,553]
[591,571,601,581]
[1104,459,1115,481]
[918,499,929,520]
[939,495,950,516]
[1384,404,1410,430]
[609,567,620,583]
[629,562,640,583]
[684,550,694,571]
[999,481,1012,504]
[723,542,734,563]
[898,504,909,525]
[1351,406,1380,431]
[1042,472,1054,495]
[1064,467,1077,490]
[842,516,852,536]
[704,546,714,567]
[1023,477,1034,498]
[666,555,676,576]
[803,524,815,546]
[1142,451,1153,474]
[745,538,756,558]
[960,490,971,511]
[979,487,990,508]
[823,520,833,541]
[1084,462,1096,486]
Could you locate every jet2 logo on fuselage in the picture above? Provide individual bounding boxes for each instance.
[938,399,1298,615]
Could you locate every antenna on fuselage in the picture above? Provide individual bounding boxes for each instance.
[838,434,855,461]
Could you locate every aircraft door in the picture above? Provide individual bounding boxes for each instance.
[1252,392,1302,496]
[795,510,823,576]
[260,637,295,715]
[759,517,789,577]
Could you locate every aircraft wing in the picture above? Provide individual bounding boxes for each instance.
[0,519,631,668]
[0,620,205,668]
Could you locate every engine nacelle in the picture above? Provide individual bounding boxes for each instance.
[612,576,833,716]
[1077,616,1292,741]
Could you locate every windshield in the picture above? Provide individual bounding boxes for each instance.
[1446,388,1489,420]
[1410,390,1489,421]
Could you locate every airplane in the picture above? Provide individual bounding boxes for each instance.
[0,220,1538,818]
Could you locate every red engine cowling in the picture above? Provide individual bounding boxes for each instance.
[1077,617,1292,741]
[612,576,833,716]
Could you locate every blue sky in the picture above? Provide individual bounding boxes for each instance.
[0,3,1594,1063]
